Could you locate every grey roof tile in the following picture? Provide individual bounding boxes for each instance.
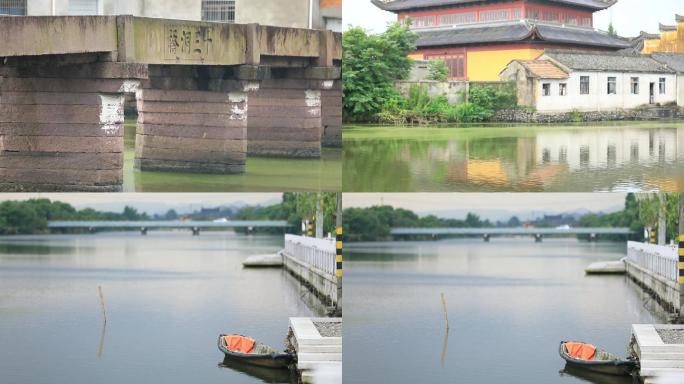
[651,52,684,73]
[414,22,630,49]
[544,50,675,73]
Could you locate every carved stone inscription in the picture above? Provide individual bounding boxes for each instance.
[165,25,214,61]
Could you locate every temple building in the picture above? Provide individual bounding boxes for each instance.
[639,15,684,54]
[372,0,630,81]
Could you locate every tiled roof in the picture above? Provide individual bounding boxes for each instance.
[651,53,684,73]
[415,22,533,46]
[413,22,630,49]
[371,0,616,12]
[516,60,569,79]
[543,50,675,73]
[659,23,677,32]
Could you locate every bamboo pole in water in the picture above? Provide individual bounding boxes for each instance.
[441,292,449,331]
[98,286,107,324]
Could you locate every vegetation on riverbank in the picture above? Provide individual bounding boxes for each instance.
[0,193,340,236]
[342,22,518,124]
[343,193,681,242]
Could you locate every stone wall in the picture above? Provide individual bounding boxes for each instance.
[492,106,683,123]
[395,80,468,105]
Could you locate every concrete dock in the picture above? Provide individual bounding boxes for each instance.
[632,324,684,382]
[624,242,680,315]
[289,317,342,384]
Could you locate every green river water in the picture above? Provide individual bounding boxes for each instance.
[123,124,341,192]
[343,122,684,192]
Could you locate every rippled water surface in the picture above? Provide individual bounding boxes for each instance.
[0,233,322,384]
[345,239,666,384]
[343,123,684,192]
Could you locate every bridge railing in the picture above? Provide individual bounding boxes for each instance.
[627,241,678,282]
[284,234,336,277]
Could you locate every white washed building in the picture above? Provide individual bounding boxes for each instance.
[500,50,677,113]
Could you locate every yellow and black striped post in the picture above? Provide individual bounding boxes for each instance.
[307,221,314,238]
[650,227,657,244]
[679,234,684,285]
[336,226,343,308]
[336,226,343,279]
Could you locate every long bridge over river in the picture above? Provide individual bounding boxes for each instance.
[48,220,289,235]
[0,16,341,192]
[390,227,635,241]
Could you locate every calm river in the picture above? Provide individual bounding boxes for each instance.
[345,238,666,384]
[343,122,684,192]
[123,124,341,192]
[0,232,323,384]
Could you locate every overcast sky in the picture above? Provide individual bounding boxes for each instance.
[0,193,282,215]
[344,193,626,220]
[343,0,683,37]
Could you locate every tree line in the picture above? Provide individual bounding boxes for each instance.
[0,193,340,236]
[343,194,681,242]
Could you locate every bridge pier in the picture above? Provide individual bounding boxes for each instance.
[321,82,342,148]
[140,227,148,236]
[534,234,543,243]
[191,227,200,236]
[247,68,340,157]
[0,59,147,191]
[589,233,597,242]
[483,234,490,242]
[134,66,250,174]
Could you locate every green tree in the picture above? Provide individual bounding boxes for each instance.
[342,23,417,121]
[427,60,448,81]
[607,22,617,37]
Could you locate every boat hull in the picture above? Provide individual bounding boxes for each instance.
[559,341,638,377]
[218,335,293,369]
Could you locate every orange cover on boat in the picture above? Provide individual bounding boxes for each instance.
[224,335,255,354]
[565,342,596,360]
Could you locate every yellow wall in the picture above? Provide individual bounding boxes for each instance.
[642,22,684,53]
[466,48,544,81]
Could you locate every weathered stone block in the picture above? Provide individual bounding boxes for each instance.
[134,87,248,174]
[0,75,127,191]
[247,85,322,158]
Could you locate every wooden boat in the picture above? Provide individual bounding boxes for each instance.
[559,341,638,376]
[218,334,294,369]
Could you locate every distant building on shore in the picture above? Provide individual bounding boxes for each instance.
[631,15,684,55]
[0,0,341,30]
[500,50,677,112]
[372,0,629,81]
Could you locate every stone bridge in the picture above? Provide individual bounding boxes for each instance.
[0,16,342,191]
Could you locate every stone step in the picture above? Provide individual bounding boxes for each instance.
[298,352,342,362]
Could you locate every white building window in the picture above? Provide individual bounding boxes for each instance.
[607,77,616,94]
[202,0,236,23]
[659,78,666,94]
[559,83,567,96]
[0,0,25,15]
[631,77,639,94]
[542,83,551,96]
[580,76,590,95]
[68,0,99,15]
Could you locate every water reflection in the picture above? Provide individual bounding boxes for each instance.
[343,123,684,192]
[218,358,297,383]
